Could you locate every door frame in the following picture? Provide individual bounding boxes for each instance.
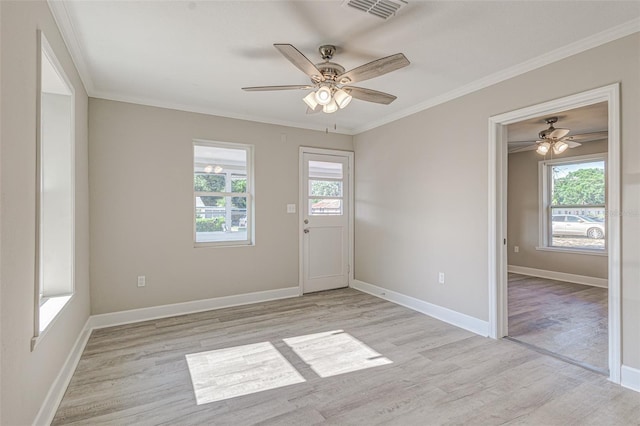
[487,83,621,383]
[298,147,354,295]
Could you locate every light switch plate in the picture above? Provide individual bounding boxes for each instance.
[287,204,296,213]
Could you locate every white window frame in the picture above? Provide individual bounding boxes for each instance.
[537,153,607,256]
[32,31,76,350]
[193,140,254,247]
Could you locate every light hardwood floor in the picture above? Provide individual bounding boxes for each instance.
[508,273,608,372]
[53,288,638,425]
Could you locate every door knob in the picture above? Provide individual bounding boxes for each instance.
[304,229,310,233]
[304,219,309,224]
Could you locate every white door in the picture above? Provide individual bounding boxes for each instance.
[301,150,351,293]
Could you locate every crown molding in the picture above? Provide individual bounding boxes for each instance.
[47,0,95,94]
[352,17,640,134]
[47,1,638,137]
[91,90,355,135]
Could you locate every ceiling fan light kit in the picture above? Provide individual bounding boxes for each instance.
[536,141,551,155]
[323,99,339,114]
[534,117,580,156]
[242,43,410,114]
[314,85,333,105]
[334,88,353,109]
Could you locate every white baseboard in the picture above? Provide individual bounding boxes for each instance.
[508,265,608,288]
[621,365,640,392]
[35,286,300,424]
[351,279,489,337]
[33,318,92,426]
[89,286,300,329]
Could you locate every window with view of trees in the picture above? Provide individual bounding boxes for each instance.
[539,154,606,252]
[193,141,253,246]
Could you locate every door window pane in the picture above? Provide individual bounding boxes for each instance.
[309,161,343,179]
[309,180,343,197]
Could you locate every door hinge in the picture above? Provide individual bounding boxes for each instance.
[347,264,351,274]
[504,238,507,245]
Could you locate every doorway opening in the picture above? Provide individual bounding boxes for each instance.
[488,84,621,383]
[506,103,608,373]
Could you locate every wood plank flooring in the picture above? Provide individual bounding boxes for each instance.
[53,288,638,425]
[508,273,608,372]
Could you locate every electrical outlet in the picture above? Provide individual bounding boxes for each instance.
[514,246,519,253]
[438,272,445,284]
[287,204,296,213]
[137,276,146,287]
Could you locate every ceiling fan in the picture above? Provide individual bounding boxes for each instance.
[242,44,410,114]
[510,117,608,155]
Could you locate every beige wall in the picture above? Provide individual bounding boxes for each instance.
[507,140,608,279]
[0,1,90,425]
[353,34,640,368]
[89,99,353,314]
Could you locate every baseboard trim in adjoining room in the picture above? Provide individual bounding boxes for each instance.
[621,365,640,392]
[350,279,489,337]
[508,265,608,288]
[35,286,300,425]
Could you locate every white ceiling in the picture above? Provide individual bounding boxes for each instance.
[50,1,640,134]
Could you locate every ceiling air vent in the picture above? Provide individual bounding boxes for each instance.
[343,0,408,20]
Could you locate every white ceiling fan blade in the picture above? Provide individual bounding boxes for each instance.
[566,141,582,148]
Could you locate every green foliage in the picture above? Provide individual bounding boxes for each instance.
[195,174,225,192]
[232,177,246,193]
[195,174,248,207]
[231,177,247,208]
[310,180,342,197]
[196,217,225,232]
[195,174,225,207]
[553,168,605,205]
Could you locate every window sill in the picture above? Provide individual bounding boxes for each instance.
[31,294,73,351]
[194,241,254,248]
[535,246,607,257]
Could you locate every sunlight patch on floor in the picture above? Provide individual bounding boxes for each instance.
[185,342,305,405]
[283,330,392,378]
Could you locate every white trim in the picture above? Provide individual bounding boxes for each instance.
[507,265,608,288]
[535,246,607,257]
[621,365,640,393]
[34,286,300,424]
[33,318,92,426]
[488,83,621,384]
[353,19,640,134]
[351,280,489,337]
[298,147,355,295]
[537,153,608,253]
[192,139,254,247]
[34,31,77,348]
[46,0,94,93]
[89,287,299,329]
[47,0,639,136]
[91,90,355,135]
